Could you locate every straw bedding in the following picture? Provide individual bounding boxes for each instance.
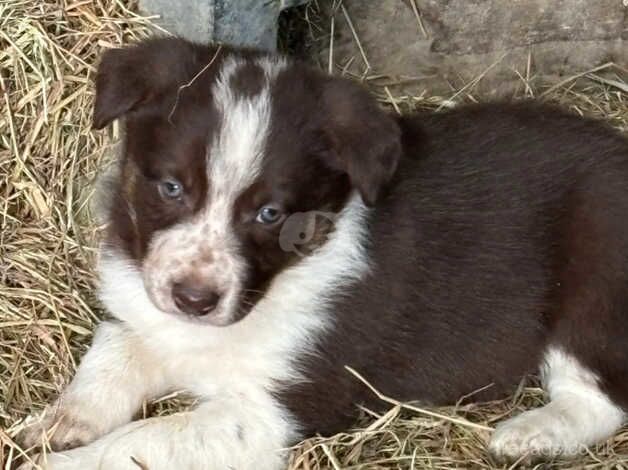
[1,1,627,468]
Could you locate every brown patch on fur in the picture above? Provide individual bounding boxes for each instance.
[229,62,265,99]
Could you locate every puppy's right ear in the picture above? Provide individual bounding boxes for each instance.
[318,76,401,206]
[93,38,212,129]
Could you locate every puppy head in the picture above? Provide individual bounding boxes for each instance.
[95,37,401,326]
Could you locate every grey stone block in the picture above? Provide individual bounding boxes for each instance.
[139,0,310,50]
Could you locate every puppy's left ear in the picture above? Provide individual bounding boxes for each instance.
[320,77,401,206]
[92,38,211,129]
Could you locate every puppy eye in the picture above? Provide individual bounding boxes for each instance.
[255,205,284,225]
[158,179,183,200]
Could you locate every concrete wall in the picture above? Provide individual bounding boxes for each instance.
[321,0,627,96]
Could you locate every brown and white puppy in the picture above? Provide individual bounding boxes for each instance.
[20,38,628,469]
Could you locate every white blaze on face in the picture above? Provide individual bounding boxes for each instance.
[142,54,287,324]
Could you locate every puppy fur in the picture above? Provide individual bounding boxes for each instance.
[19,38,628,469]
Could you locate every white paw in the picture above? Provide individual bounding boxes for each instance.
[16,451,87,470]
[20,400,103,452]
[489,407,581,463]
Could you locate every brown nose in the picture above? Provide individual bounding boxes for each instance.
[172,283,220,316]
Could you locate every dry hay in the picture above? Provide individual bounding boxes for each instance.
[1,1,627,469]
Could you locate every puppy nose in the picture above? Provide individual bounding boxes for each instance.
[172,283,220,316]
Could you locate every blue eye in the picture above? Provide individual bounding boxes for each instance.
[158,179,183,200]
[256,205,284,225]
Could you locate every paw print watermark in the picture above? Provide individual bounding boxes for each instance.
[278,211,338,257]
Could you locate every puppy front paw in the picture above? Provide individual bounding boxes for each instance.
[16,450,89,470]
[19,400,103,452]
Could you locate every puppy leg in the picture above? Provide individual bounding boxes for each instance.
[21,394,294,470]
[20,321,169,451]
[489,347,625,462]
